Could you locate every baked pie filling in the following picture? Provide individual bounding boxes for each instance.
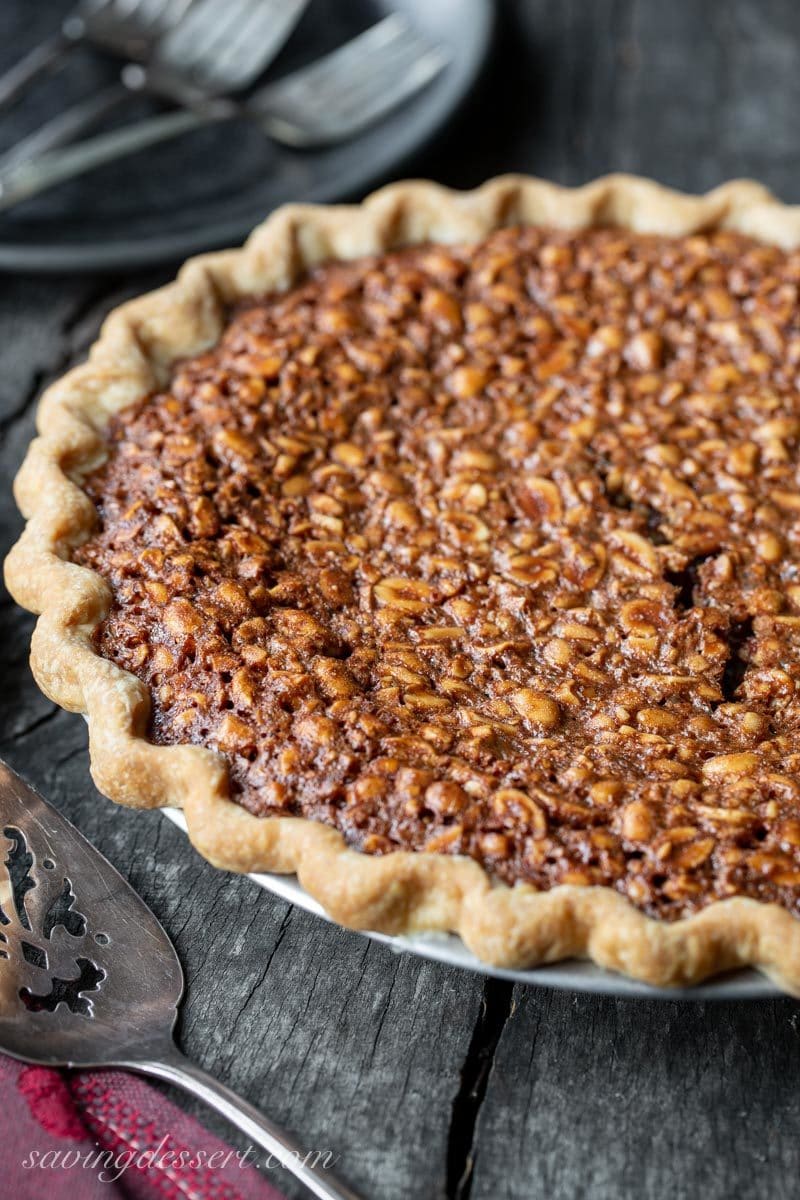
[74,224,800,921]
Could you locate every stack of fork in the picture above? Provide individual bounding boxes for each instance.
[0,0,447,211]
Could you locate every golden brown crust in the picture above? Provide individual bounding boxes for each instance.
[8,172,800,994]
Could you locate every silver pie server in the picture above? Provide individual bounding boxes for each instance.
[0,757,360,1200]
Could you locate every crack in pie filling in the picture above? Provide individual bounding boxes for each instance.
[73,222,800,923]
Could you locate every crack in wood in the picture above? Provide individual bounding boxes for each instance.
[446,978,514,1199]
[7,704,60,744]
[223,905,294,1048]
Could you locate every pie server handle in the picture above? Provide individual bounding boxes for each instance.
[122,1044,363,1200]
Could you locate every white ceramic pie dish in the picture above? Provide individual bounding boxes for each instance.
[161,808,780,1001]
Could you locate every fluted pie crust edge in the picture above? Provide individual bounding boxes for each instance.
[8,173,800,995]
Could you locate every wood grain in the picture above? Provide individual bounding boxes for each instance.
[3,1,800,1197]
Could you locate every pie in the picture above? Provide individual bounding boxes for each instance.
[9,174,800,993]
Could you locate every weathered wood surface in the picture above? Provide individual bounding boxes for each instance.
[2,2,800,1198]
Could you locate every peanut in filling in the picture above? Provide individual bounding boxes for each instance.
[75,225,800,919]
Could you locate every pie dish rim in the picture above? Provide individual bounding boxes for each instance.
[8,171,800,995]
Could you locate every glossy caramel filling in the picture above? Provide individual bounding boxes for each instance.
[76,225,800,918]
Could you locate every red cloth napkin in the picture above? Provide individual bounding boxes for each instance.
[1,1053,285,1200]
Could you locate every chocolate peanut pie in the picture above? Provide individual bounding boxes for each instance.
[10,177,800,990]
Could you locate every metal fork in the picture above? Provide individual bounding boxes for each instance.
[0,0,310,175]
[0,759,361,1200]
[0,16,448,212]
[0,0,194,114]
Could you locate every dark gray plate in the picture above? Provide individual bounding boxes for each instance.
[0,0,493,272]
